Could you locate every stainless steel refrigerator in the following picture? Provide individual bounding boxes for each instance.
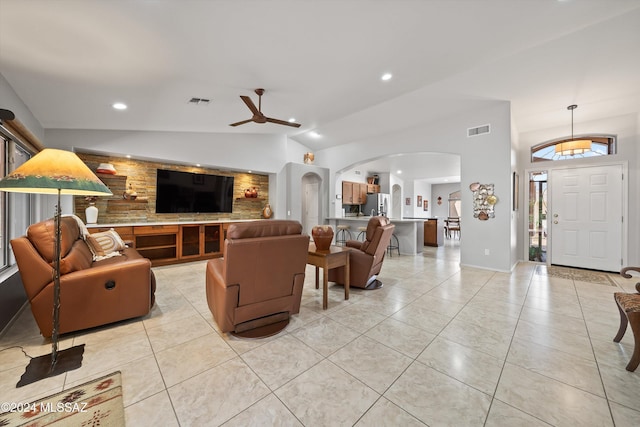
[363,193,391,217]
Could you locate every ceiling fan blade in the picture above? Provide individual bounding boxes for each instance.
[229,118,253,127]
[240,95,260,115]
[266,117,301,128]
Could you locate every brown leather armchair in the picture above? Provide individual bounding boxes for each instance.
[206,220,309,337]
[11,217,156,337]
[329,216,395,290]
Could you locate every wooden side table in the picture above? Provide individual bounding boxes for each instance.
[307,243,350,309]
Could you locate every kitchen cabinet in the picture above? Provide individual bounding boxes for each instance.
[342,181,368,205]
[424,219,442,247]
[366,184,380,194]
[342,181,354,204]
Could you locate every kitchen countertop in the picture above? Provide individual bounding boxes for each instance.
[327,217,424,223]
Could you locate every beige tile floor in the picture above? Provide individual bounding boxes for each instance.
[1,243,640,426]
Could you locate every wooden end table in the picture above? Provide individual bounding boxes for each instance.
[307,243,350,309]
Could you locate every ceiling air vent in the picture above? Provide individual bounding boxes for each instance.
[467,124,490,137]
[188,97,210,105]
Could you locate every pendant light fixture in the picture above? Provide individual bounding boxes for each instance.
[555,104,591,156]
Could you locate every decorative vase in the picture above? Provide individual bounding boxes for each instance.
[244,188,252,198]
[123,183,137,200]
[250,187,258,198]
[303,152,315,164]
[262,204,273,219]
[311,225,334,251]
[85,203,99,224]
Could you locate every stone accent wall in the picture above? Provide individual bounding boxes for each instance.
[75,153,269,224]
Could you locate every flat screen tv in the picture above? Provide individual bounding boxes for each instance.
[155,169,234,214]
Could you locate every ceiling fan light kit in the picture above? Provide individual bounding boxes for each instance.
[229,88,301,128]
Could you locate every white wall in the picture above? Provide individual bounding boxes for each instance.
[283,162,330,224]
[402,180,414,218]
[431,183,461,219]
[0,74,44,143]
[45,129,303,174]
[317,101,514,271]
[510,113,521,269]
[411,181,432,219]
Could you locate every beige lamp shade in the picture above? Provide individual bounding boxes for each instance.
[0,148,112,196]
[554,139,591,156]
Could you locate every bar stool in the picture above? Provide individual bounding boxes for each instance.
[356,226,367,241]
[387,233,400,257]
[335,225,352,246]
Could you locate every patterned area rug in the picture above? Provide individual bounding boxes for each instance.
[0,371,124,426]
[535,265,617,286]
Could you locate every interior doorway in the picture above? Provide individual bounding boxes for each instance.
[301,173,321,235]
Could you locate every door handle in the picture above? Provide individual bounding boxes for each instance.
[553,214,558,218]
[553,220,558,224]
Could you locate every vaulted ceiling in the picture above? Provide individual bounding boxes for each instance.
[1,0,639,181]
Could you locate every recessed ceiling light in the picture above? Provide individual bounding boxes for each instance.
[310,131,321,138]
[196,164,201,167]
[112,102,127,110]
[381,73,392,81]
[288,118,296,123]
[248,170,252,173]
[125,155,131,158]
[397,170,402,174]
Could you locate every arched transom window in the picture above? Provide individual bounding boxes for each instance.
[531,135,616,162]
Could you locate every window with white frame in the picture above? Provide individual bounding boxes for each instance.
[0,135,33,271]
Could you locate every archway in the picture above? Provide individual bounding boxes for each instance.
[301,172,322,235]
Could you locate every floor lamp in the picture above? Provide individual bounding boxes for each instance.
[0,148,112,387]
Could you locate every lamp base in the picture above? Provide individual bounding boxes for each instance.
[17,344,85,388]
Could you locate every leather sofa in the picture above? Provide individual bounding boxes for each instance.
[11,217,156,337]
[206,220,309,337]
[329,216,395,289]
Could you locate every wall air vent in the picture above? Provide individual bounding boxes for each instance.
[467,124,491,137]
[188,97,211,105]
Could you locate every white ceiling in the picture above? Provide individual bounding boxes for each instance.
[1,0,639,182]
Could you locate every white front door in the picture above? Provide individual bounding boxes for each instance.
[550,164,623,272]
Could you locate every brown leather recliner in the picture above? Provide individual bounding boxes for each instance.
[10,217,156,337]
[329,216,395,290]
[206,220,309,337]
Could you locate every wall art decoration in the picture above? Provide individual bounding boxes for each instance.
[470,182,497,220]
[405,197,411,206]
[417,195,422,207]
[423,200,428,211]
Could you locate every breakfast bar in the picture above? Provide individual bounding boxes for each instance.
[326,217,424,255]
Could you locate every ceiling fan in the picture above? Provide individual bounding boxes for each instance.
[229,88,301,128]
